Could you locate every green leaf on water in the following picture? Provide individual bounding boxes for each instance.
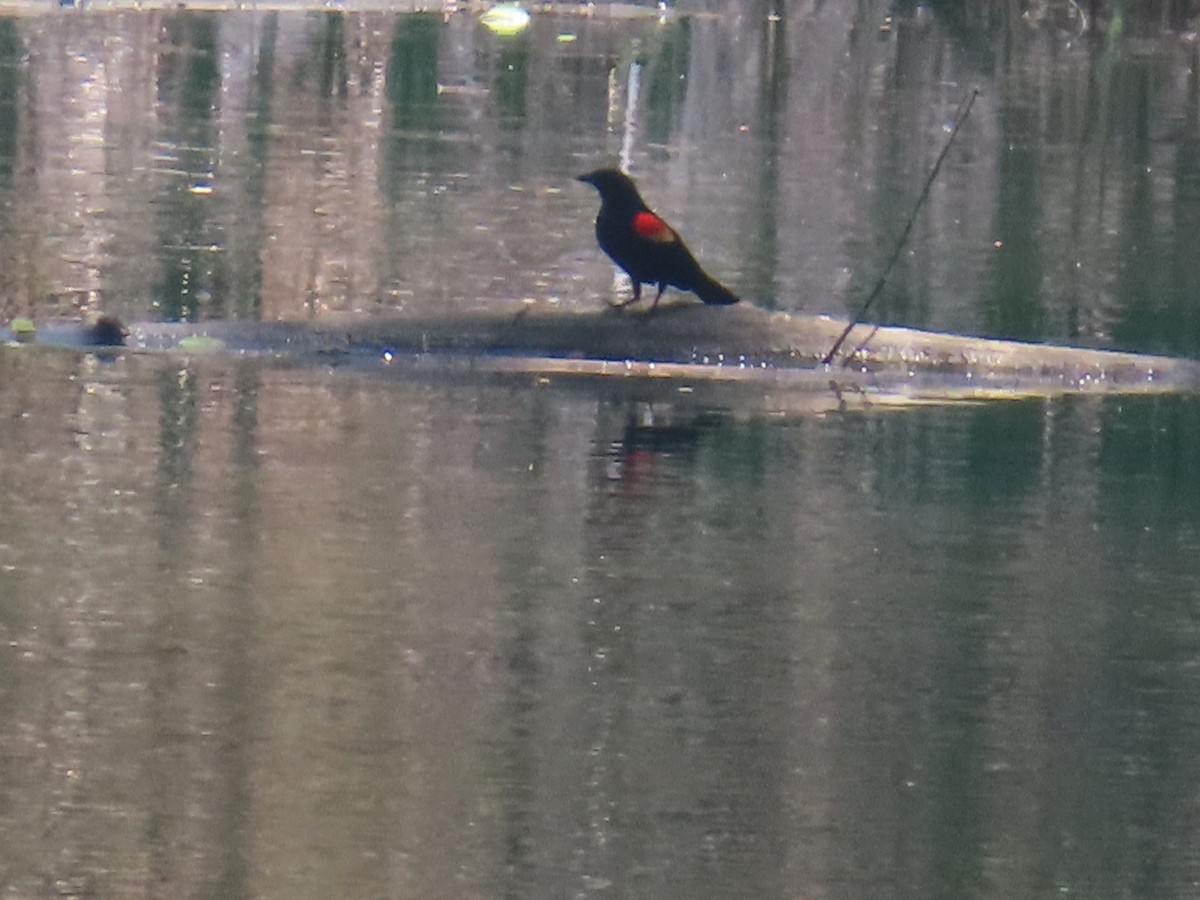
[481,5,531,36]
[178,335,226,353]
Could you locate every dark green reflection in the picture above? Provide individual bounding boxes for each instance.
[156,13,222,322]
[0,17,22,324]
[986,97,1044,339]
[1168,46,1200,356]
[741,4,788,308]
[926,597,989,900]
[383,12,440,190]
[156,365,199,494]
[147,362,201,891]
[211,364,263,900]
[965,401,1043,505]
[291,11,346,97]
[0,20,22,184]
[317,12,348,100]
[385,13,439,126]
[642,20,690,146]
[224,13,278,320]
[1077,43,1200,359]
[493,33,530,128]
[1109,54,1170,353]
[158,13,221,120]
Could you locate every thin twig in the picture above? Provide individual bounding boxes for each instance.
[842,322,881,366]
[822,87,979,366]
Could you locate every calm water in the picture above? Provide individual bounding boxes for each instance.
[4,3,1200,898]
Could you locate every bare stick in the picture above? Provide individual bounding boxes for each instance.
[842,322,881,366]
[822,88,979,366]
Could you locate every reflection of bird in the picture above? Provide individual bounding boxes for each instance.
[577,168,740,310]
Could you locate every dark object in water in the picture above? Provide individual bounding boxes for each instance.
[87,315,129,347]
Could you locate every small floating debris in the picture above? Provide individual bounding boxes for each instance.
[480,4,531,36]
[177,335,226,354]
[9,317,35,342]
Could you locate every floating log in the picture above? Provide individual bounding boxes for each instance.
[10,303,1200,399]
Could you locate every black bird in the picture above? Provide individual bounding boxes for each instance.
[577,168,740,310]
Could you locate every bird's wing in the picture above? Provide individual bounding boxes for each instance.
[632,211,677,244]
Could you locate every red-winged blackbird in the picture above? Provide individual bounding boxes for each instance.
[578,168,740,310]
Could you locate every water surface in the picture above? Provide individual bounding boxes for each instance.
[4,3,1200,898]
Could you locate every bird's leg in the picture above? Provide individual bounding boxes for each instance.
[648,283,667,312]
[607,280,642,310]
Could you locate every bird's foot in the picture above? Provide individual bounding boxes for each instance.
[605,296,640,312]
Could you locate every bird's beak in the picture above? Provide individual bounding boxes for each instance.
[576,173,593,185]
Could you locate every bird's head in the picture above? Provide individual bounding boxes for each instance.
[577,168,647,209]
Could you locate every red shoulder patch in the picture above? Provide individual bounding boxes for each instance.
[632,211,676,244]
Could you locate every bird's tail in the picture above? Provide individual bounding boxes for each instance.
[695,274,740,306]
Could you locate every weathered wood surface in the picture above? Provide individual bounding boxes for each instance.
[11,303,1200,398]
